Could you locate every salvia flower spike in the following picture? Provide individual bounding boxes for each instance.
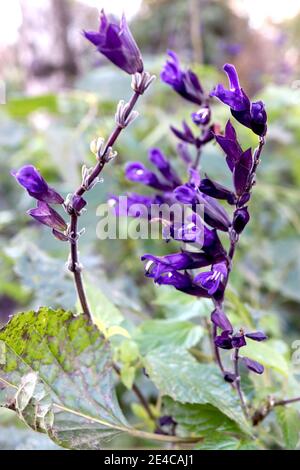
[116,51,268,417]
[84,9,144,75]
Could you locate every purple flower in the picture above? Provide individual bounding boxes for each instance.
[215,328,267,350]
[241,357,264,374]
[171,121,197,145]
[211,64,267,136]
[12,165,64,205]
[233,207,250,234]
[177,143,192,165]
[153,270,211,297]
[28,201,67,232]
[109,193,165,219]
[125,162,172,191]
[174,185,232,232]
[194,262,228,296]
[211,308,233,333]
[149,148,181,188]
[233,148,253,196]
[215,120,243,172]
[142,251,214,278]
[84,10,143,75]
[191,106,211,126]
[199,178,236,205]
[161,51,204,105]
[72,195,87,214]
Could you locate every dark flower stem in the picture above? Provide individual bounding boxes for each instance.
[193,146,202,169]
[212,323,224,372]
[68,88,156,423]
[69,214,91,317]
[211,136,266,414]
[68,90,140,317]
[252,396,300,425]
[233,348,249,418]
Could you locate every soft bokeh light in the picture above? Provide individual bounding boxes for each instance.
[79,0,142,19]
[234,0,300,28]
[0,0,142,46]
[0,0,22,45]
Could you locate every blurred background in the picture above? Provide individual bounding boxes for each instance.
[1,0,300,449]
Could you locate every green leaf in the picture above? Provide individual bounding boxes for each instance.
[0,425,61,450]
[0,308,128,449]
[144,347,251,434]
[0,309,198,449]
[78,280,124,331]
[242,340,289,376]
[6,241,76,311]
[120,365,136,390]
[6,95,59,118]
[276,407,300,449]
[152,290,211,321]
[135,320,203,355]
[195,433,259,450]
[163,397,241,435]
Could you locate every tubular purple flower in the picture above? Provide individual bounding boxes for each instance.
[108,193,165,219]
[241,357,264,374]
[215,120,243,172]
[125,162,173,191]
[171,121,196,144]
[28,201,67,232]
[149,148,181,187]
[142,251,213,278]
[233,207,250,234]
[233,148,253,196]
[177,143,192,165]
[12,165,64,205]
[161,50,204,105]
[211,64,250,111]
[194,262,228,296]
[72,195,87,214]
[199,178,236,204]
[245,331,267,341]
[211,308,233,333]
[191,106,211,126]
[215,328,267,351]
[174,184,199,205]
[211,64,267,136]
[197,192,232,232]
[84,10,143,75]
[154,270,211,297]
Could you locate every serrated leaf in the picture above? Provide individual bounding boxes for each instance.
[0,309,197,449]
[135,320,203,355]
[144,347,251,434]
[276,407,300,449]
[195,432,259,450]
[0,308,128,449]
[163,397,241,436]
[242,340,289,376]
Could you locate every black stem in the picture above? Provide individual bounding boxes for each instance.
[233,348,249,418]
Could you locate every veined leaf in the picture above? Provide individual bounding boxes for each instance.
[195,432,259,450]
[0,308,128,449]
[242,340,289,376]
[135,320,203,355]
[77,281,124,333]
[276,407,300,449]
[163,397,241,436]
[0,309,200,449]
[144,347,251,434]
